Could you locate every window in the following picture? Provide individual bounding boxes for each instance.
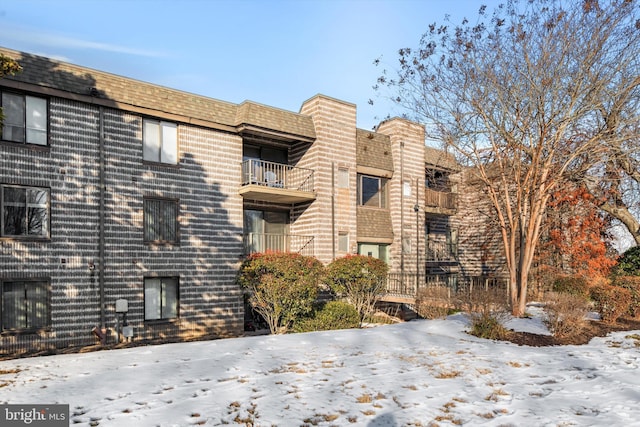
[358,174,387,208]
[144,198,178,243]
[358,243,390,264]
[144,277,178,320]
[403,180,412,196]
[1,92,48,145]
[1,185,50,238]
[338,232,349,252]
[337,168,349,188]
[1,280,49,331]
[143,119,178,164]
[402,237,412,254]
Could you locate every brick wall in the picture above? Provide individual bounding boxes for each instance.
[377,119,426,275]
[1,96,246,354]
[298,95,358,264]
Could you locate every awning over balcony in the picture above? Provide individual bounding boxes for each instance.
[239,159,316,204]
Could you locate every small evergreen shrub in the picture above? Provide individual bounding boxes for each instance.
[543,292,590,338]
[611,276,640,317]
[613,246,640,276]
[465,288,510,340]
[415,286,451,319]
[551,275,590,299]
[590,284,631,323]
[293,301,360,333]
[469,313,509,340]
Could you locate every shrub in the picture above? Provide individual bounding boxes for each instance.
[469,313,509,340]
[543,292,590,338]
[611,276,640,317]
[415,286,451,319]
[236,252,324,334]
[325,255,389,323]
[590,283,631,323]
[293,301,360,333]
[551,275,591,299]
[465,288,510,340]
[613,246,640,276]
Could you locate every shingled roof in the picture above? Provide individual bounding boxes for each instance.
[0,47,316,141]
[356,128,394,172]
[235,101,315,142]
[424,145,460,171]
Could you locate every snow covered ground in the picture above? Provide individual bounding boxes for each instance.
[1,308,639,427]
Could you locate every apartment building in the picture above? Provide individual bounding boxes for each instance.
[0,48,481,355]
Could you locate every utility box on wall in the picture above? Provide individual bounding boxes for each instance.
[115,299,128,313]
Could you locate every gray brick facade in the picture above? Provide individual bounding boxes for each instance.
[0,47,505,355]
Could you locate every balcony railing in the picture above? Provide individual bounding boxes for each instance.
[243,233,315,257]
[241,159,314,193]
[426,240,458,262]
[424,188,457,211]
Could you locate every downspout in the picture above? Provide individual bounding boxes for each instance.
[400,141,404,287]
[331,162,336,261]
[415,178,420,290]
[98,106,106,331]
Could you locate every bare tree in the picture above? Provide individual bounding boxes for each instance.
[375,0,640,315]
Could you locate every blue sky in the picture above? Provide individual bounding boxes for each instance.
[0,0,499,130]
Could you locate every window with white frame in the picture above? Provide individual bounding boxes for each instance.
[338,231,349,252]
[143,119,178,164]
[144,277,178,320]
[1,280,50,331]
[144,197,178,243]
[1,92,48,145]
[1,185,50,238]
[337,168,349,188]
[358,174,388,208]
[357,243,390,264]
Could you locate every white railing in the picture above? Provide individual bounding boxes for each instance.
[243,233,315,256]
[241,159,314,193]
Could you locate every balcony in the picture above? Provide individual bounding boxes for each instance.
[243,233,315,257]
[239,159,316,204]
[424,188,457,214]
[426,239,458,262]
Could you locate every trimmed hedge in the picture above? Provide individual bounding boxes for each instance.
[237,252,324,334]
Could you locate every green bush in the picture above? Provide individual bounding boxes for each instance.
[590,283,631,323]
[611,276,640,317]
[613,246,640,276]
[325,255,389,323]
[468,313,509,340]
[551,275,591,299]
[293,301,360,333]
[465,288,510,340]
[237,252,324,334]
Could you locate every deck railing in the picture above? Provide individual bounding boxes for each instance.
[426,240,458,261]
[241,159,314,193]
[385,273,509,299]
[424,188,457,210]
